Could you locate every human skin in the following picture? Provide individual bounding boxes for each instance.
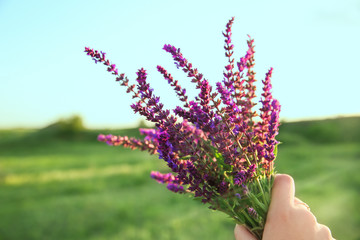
[234,174,334,240]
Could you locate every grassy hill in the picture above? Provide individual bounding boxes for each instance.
[278,116,360,144]
[0,116,359,240]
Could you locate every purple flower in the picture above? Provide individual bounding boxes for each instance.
[234,171,246,186]
[139,128,159,141]
[217,181,229,194]
[157,65,189,104]
[163,43,214,113]
[150,171,176,184]
[97,134,106,142]
[167,183,185,193]
[263,99,281,162]
[248,207,258,218]
[86,17,281,217]
[256,67,275,144]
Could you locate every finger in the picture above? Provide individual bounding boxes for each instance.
[317,224,333,239]
[234,224,257,240]
[294,197,303,204]
[269,174,295,211]
[294,197,311,211]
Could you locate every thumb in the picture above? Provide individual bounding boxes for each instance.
[234,224,257,240]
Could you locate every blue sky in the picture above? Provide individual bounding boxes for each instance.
[1,0,359,128]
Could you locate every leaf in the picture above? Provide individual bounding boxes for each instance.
[179,155,192,160]
[210,146,232,171]
[273,143,281,159]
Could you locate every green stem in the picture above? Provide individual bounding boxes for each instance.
[248,192,267,214]
[255,177,268,205]
[223,200,245,223]
[240,208,258,230]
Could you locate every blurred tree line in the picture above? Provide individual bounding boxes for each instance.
[1,115,359,146]
[46,115,360,144]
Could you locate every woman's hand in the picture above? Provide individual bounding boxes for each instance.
[234,174,334,240]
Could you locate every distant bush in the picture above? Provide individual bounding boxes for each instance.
[39,115,86,139]
[56,115,85,135]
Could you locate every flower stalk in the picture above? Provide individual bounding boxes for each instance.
[85,17,281,239]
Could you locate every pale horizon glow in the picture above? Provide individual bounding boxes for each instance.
[1,0,359,129]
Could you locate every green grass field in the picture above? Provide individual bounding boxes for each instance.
[0,117,359,239]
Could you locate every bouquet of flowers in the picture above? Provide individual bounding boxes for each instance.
[85,17,281,239]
